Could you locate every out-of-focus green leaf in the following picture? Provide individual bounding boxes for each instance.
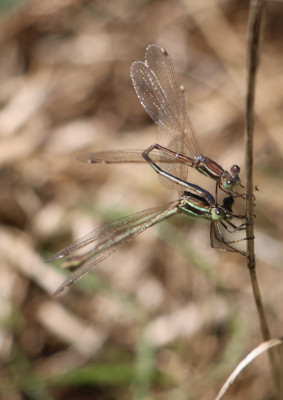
[47,363,148,386]
[0,0,28,16]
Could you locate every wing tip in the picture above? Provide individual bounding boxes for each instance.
[77,154,94,164]
[54,279,74,295]
[46,253,65,263]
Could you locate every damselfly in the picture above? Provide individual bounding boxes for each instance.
[48,187,246,295]
[78,44,242,196]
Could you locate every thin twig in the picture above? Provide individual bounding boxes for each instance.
[245,0,282,397]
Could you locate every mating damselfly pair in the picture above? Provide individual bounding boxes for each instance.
[48,44,247,295]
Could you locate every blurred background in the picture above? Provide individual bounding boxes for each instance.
[0,0,283,399]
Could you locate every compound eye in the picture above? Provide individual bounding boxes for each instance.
[223,179,233,190]
[231,165,240,175]
[212,208,224,221]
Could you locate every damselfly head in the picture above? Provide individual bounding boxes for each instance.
[223,178,234,190]
[211,207,224,222]
[231,165,240,176]
[223,175,241,190]
[223,165,241,190]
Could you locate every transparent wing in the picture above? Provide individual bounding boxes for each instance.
[157,136,187,194]
[47,202,179,294]
[210,219,247,256]
[79,45,202,193]
[131,59,187,187]
[130,44,201,159]
[77,148,186,194]
[47,206,172,262]
[77,149,180,164]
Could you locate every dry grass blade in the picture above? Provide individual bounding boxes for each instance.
[214,338,283,400]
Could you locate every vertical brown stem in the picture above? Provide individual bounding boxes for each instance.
[245,0,282,396]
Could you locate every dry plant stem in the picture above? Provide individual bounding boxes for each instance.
[245,0,282,396]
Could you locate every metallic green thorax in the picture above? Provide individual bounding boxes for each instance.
[179,192,224,222]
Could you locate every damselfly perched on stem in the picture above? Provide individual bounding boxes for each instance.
[78,44,243,197]
[48,179,247,294]
[48,45,249,294]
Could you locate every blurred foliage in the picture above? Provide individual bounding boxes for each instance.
[0,0,283,399]
[0,0,28,16]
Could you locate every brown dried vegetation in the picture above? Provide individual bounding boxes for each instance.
[0,1,282,399]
